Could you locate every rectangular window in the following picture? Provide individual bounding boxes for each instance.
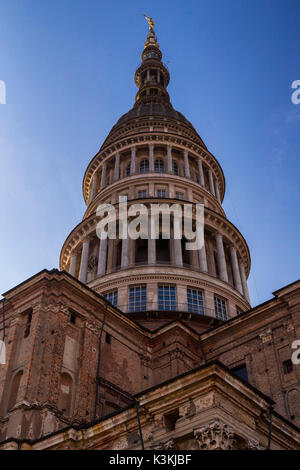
[128,286,147,312]
[187,288,204,314]
[231,364,248,382]
[175,192,184,200]
[236,306,243,315]
[24,309,33,338]
[104,290,118,307]
[214,296,227,321]
[157,189,166,198]
[138,190,147,198]
[283,359,293,375]
[158,285,176,311]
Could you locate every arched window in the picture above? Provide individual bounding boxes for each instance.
[58,373,73,416]
[8,370,23,411]
[172,160,179,175]
[155,159,165,173]
[140,159,149,173]
[126,164,131,177]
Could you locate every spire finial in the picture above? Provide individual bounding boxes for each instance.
[143,14,155,31]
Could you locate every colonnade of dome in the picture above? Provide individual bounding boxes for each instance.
[60,27,251,324]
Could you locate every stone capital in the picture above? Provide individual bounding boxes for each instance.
[194,420,236,450]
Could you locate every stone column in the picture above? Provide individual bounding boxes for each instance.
[79,238,90,283]
[177,285,188,312]
[215,182,221,203]
[215,233,228,282]
[121,236,130,269]
[149,144,154,172]
[114,153,120,181]
[148,219,156,265]
[198,239,208,273]
[184,151,191,178]
[173,217,183,266]
[69,251,77,277]
[167,145,173,173]
[198,160,205,186]
[100,163,107,190]
[230,246,243,294]
[91,173,98,200]
[240,262,250,303]
[97,237,108,277]
[208,170,216,196]
[130,147,136,175]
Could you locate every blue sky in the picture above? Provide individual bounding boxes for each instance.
[0,0,299,306]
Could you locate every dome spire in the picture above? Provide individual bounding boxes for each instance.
[143,14,155,31]
[134,16,170,105]
[143,14,160,50]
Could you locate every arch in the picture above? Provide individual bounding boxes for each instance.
[8,370,23,411]
[58,372,73,416]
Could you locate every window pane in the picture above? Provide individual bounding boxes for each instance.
[128,286,147,312]
[231,364,248,382]
[214,296,227,321]
[155,159,165,173]
[140,159,149,173]
[187,288,204,314]
[283,359,293,374]
[158,285,176,311]
[104,291,118,307]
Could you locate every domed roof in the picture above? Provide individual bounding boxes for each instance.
[101,27,207,149]
[116,101,195,129]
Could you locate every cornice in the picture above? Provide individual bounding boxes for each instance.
[88,266,250,309]
[84,178,226,219]
[59,205,251,277]
[82,131,225,205]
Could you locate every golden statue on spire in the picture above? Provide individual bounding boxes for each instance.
[143,14,155,31]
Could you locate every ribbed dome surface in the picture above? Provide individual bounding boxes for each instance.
[116,101,195,129]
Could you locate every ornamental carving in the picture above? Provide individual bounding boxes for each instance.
[259,329,272,344]
[152,439,175,450]
[87,255,98,272]
[194,420,236,450]
[247,438,265,450]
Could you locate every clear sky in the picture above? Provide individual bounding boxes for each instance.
[0,0,299,306]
